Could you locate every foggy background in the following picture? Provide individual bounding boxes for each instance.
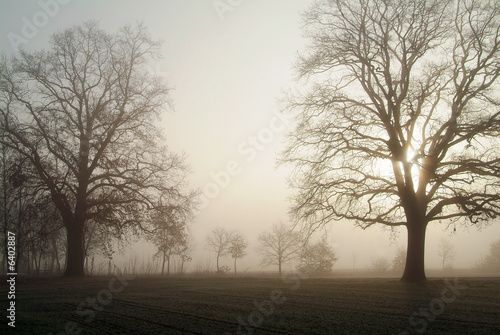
[1,0,499,273]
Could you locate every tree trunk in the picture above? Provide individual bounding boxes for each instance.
[401,221,427,283]
[167,250,171,276]
[49,253,55,274]
[161,251,166,275]
[33,249,38,274]
[63,220,85,277]
[26,245,30,275]
[234,257,237,275]
[278,261,282,276]
[53,239,61,273]
[36,250,43,274]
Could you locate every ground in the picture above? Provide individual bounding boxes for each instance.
[2,274,499,334]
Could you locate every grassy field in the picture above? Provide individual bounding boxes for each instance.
[2,274,499,334]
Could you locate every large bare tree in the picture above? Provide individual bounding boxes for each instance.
[0,22,193,276]
[281,0,500,282]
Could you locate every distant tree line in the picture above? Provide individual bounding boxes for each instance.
[205,222,338,276]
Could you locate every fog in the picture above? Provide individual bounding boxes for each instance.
[2,0,499,275]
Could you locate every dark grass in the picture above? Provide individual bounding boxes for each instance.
[1,275,499,334]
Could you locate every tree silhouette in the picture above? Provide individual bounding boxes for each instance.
[297,236,337,275]
[392,248,406,273]
[258,222,302,275]
[228,230,248,275]
[437,237,456,270]
[0,22,193,276]
[281,0,500,282]
[478,238,500,272]
[206,227,231,273]
[149,205,191,276]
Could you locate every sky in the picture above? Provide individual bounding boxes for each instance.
[1,0,499,272]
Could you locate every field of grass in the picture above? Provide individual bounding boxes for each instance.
[2,274,499,334]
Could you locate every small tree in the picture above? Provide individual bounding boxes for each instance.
[478,239,500,272]
[206,227,231,273]
[258,222,302,275]
[392,248,406,273]
[175,236,195,275]
[297,236,337,275]
[228,230,248,275]
[149,206,190,276]
[438,237,456,270]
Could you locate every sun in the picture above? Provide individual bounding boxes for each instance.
[373,146,422,187]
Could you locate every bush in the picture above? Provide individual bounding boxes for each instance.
[216,265,231,275]
[297,237,337,275]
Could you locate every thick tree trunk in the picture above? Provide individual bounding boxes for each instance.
[401,221,427,283]
[63,220,85,277]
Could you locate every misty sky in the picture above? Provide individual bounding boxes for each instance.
[1,0,499,271]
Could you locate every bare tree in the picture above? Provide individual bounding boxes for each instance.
[0,22,194,276]
[149,205,190,276]
[438,237,456,270]
[228,230,248,275]
[175,235,195,275]
[257,222,302,275]
[281,0,500,282]
[21,195,64,274]
[0,141,66,275]
[0,144,27,273]
[392,248,406,273]
[478,239,500,272]
[206,227,231,273]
